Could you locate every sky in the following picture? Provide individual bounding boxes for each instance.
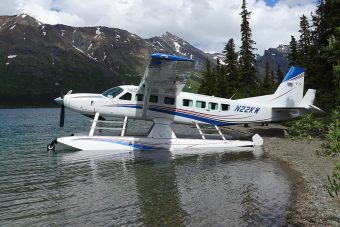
[0,0,317,54]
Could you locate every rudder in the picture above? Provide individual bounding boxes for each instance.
[271,66,305,107]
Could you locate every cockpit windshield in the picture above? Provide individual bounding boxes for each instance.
[102,87,123,99]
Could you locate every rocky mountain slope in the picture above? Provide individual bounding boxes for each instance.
[256,44,290,79]
[0,14,209,106]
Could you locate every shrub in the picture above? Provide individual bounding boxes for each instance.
[286,114,326,139]
[322,119,340,155]
[326,163,340,197]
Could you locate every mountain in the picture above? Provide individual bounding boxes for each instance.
[255,45,290,79]
[0,14,209,106]
[207,53,224,59]
[146,32,210,71]
[207,45,290,79]
[0,14,290,106]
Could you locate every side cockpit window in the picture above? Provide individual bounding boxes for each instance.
[102,87,123,99]
[149,95,158,103]
[119,92,132,101]
[164,97,175,105]
[136,94,158,103]
[136,94,144,102]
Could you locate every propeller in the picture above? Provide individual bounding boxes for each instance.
[55,90,72,128]
[60,101,65,127]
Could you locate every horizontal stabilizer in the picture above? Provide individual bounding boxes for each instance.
[299,89,316,107]
[272,107,307,111]
[309,105,325,114]
[272,88,324,114]
[272,105,324,114]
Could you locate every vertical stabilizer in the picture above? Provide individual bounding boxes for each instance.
[271,66,305,107]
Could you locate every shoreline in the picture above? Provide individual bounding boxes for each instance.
[264,137,340,226]
[226,124,340,226]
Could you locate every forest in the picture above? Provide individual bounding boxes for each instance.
[198,0,339,195]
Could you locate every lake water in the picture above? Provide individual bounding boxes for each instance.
[0,108,291,226]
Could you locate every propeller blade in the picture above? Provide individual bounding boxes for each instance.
[60,104,65,127]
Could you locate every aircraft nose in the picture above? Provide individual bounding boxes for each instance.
[54,97,64,105]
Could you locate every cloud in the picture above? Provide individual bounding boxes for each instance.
[0,0,317,54]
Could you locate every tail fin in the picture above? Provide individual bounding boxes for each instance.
[271,66,305,107]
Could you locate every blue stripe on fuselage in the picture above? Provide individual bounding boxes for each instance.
[119,105,234,126]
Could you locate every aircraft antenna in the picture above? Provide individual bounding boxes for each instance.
[230,93,236,99]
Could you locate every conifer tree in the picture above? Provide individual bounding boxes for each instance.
[270,70,275,88]
[298,14,312,66]
[239,0,258,95]
[261,61,272,94]
[288,36,298,66]
[198,59,216,96]
[276,64,284,85]
[222,38,239,97]
[215,58,226,97]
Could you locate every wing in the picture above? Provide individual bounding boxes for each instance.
[137,53,195,116]
[137,53,195,95]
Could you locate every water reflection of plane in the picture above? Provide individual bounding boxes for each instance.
[130,151,188,226]
[59,150,188,225]
[57,150,287,226]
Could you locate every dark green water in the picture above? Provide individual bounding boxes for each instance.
[0,108,291,226]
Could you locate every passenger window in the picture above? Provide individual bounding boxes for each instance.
[183,99,193,107]
[136,94,144,102]
[209,102,218,110]
[149,95,158,103]
[119,92,132,100]
[221,104,230,111]
[196,101,206,108]
[164,97,175,105]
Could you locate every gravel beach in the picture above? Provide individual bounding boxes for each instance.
[225,124,340,226]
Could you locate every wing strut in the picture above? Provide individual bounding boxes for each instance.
[142,84,150,117]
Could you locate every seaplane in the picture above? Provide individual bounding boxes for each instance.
[49,53,322,154]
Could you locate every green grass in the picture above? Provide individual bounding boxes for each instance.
[183,78,201,93]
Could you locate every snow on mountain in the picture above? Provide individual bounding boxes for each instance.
[146,32,211,70]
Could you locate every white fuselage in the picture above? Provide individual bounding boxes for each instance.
[62,85,296,126]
